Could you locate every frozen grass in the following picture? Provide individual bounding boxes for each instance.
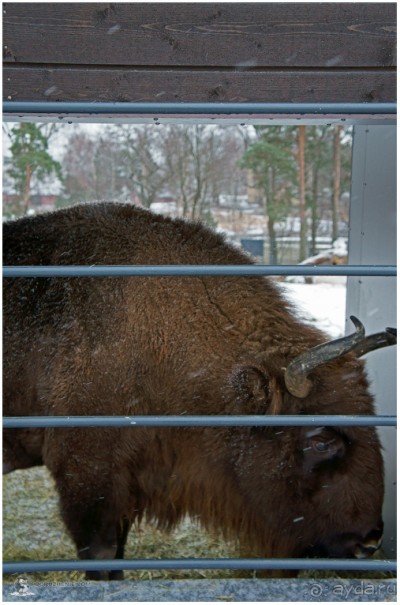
[3,467,239,583]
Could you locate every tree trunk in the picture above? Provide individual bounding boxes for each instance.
[332,126,342,244]
[298,126,308,261]
[267,214,278,265]
[266,167,278,265]
[21,163,32,214]
[311,168,319,256]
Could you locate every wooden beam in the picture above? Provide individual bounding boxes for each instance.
[3,68,396,104]
[3,3,396,104]
[3,3,396,68]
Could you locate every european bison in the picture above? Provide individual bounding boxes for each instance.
[3,202,395,580]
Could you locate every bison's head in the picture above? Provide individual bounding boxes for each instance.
[230,318,395,560]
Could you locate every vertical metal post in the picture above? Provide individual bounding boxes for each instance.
[347,125,396,557]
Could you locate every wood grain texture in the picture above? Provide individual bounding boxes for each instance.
[3,3,396,68]
[3,67,396,104]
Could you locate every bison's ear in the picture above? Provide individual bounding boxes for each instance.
[230,366,282,415]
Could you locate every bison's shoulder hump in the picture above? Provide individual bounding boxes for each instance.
[3,202,253,267]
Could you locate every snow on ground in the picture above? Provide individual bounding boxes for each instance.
[279,279,346,338]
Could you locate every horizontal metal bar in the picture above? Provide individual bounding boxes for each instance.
[3,101,397,116]
[3,265,397,278]
[3,415,396,429]
[3,558,396,574]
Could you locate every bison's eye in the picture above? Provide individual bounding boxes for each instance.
[302,428,347,471]
[311,437,336,453]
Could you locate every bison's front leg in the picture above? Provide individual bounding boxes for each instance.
[60,490,124,581]
[79,521,130,581]
[108,517,131,580]
[44,428,130,581]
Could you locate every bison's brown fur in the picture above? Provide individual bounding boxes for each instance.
[3,203,384,580]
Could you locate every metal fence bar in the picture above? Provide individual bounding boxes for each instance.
[3,265,397,278]
[3,415,396,429]
[3,558,396,574]
[3,102,397,116]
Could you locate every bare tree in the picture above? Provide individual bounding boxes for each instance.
[62,131,98,202]
[163,125,228,222]
[116,126,168,208]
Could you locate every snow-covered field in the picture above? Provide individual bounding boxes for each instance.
[279,279,346,338]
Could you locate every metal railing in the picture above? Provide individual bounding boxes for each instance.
[3,415,397,429]
[3,101,397,116]
[3,262,396,575]
[3,264,396,278]
[3,558,396,574]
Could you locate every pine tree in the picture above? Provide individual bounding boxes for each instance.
[240,126,297,264]
[5,123,62,215]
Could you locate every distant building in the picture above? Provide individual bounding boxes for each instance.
[30,194,58,212]
[149,192,178,217]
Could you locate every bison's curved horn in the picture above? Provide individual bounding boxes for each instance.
[284,316,365,399]
[350,327,397,358]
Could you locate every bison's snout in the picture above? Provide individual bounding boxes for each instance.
[353,539,382,559]
[353,521,384,559]
[308,520,384,559]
